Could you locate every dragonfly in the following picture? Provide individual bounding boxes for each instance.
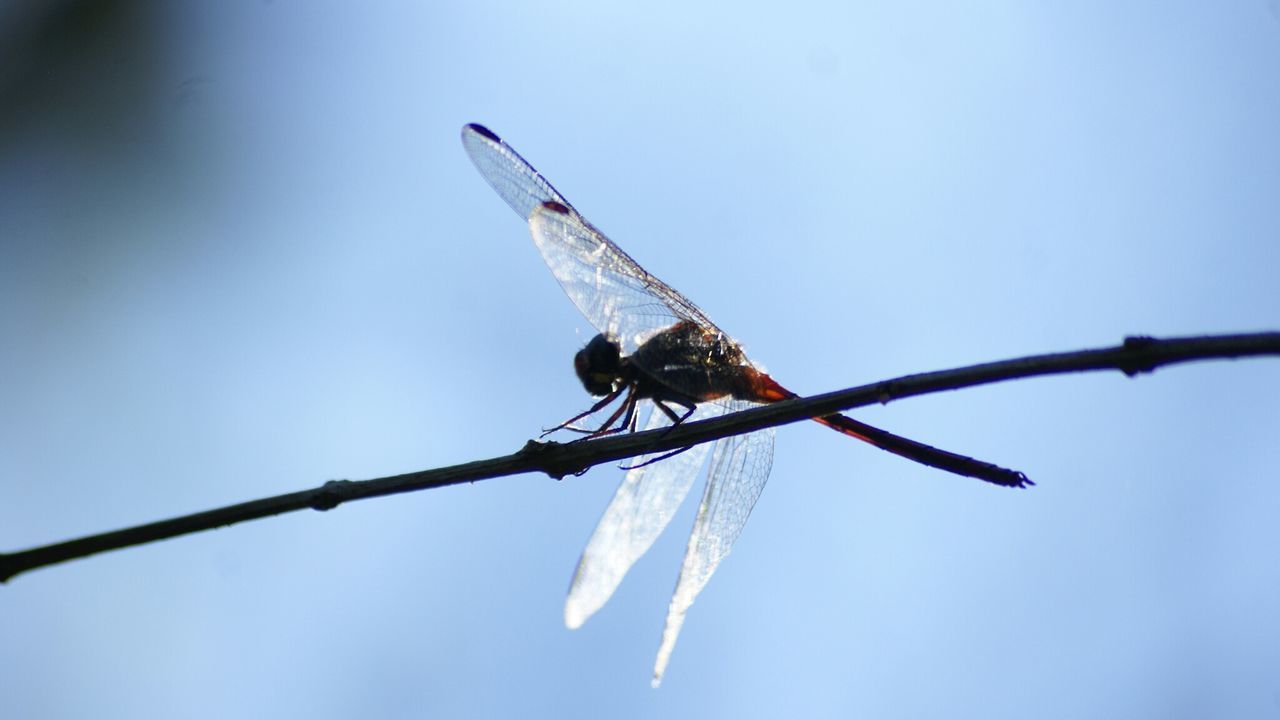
[460,123,1029,687]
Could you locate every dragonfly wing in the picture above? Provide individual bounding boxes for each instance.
[651,401,776,687]
[564,401,724,629]
[462,124,718,350]
[529,202,714,355]
[460,124,571,221]
[464,125,778,685]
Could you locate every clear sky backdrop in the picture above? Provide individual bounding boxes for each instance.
[2,2,1278,718]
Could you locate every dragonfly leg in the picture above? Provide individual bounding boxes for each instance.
[618,444,697,471]
[549,386,643,442]
[618,390,641,434]
[541,385,626,437]
[579,389,638,440]
[653,398,697,426]
[617,398,700,470]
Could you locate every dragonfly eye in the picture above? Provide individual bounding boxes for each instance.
[574,334,622,396]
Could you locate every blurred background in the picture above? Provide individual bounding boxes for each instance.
[2,2,1278,717]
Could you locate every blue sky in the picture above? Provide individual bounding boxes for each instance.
[2,2,1278,717]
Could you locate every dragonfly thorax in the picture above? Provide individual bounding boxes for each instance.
[574,333,628,396]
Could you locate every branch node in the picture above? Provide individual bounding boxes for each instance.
[310,480,352,511]
[876,382,896,405]
[1119,335,1159,376]
[518,439,586,480]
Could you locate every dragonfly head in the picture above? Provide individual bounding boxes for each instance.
[574,333,624,396]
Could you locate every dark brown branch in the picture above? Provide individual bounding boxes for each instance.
[3,331,1276,583]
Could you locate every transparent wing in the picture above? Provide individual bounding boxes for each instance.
[564,401,725,630]
[464,124,779,684]
[461,124,719,354]
[529,203,714,354]
[460,124,569,221]
[651,401,777,688]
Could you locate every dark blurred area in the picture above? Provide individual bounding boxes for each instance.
[0,0,160,158]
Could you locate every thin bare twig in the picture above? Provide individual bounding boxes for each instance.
[2,331,1276,583]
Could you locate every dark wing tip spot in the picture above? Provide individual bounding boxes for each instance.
[464,123,500,142]
[542,200,571,214]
